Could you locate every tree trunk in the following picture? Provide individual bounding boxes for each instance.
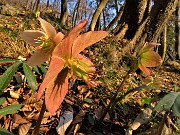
[134,0,178,52]
[114,0,149,40]
[175,0,180,59]
[114,0,118,14]
[159,26,167,62]
[105,2,125,32]
[60,0,68,26]
[34,0,40,12]
[72,0,81,27]
[120,0,178,55]
[46,0,50,8]
[89,0,108,31]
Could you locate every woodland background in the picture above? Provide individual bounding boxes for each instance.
[0,0,180,135]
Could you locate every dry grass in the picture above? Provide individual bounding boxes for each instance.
[0,16,38,59]
[0,36,35,58]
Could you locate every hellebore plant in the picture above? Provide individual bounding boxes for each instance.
[137,42,162,75]
[99,42,163,123]
[37,20,108,114]
[20,18,64,66]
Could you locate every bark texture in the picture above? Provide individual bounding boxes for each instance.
[90,0,108,31]
[60,0,68,26]
[175,0,180,59]
[114,0,149,40]
[120,0,178,55]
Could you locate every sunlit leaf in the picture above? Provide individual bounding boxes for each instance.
[23,63,37,93]
[0,97,6,105]
[56,111,73,135]
[141,50,162,67]
[0,104,22,116]
[18,123,32,135]
[0,61,21,93]
[154,92,180,113]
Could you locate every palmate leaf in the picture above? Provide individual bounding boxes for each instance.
[23,63,37,93]
[0,59,18,64]
[0,97,6,105]
[0,127,14,135]
[0,104,22,116]
[33,65,41,75]
[154,92,180,113]
[0,61,21,94]
[172,94,180,117]
[38,64,47,74]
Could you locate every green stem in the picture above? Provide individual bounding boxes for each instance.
[34,100,46,135]
[98,69,132,123]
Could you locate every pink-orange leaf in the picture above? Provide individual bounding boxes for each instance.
[37,56,65,99]
[72,31,108,56]
[38,18,56,38]
[45,68,69,114]
[141,50,162,67]
[138,64,150,76]
[138,42,162,75]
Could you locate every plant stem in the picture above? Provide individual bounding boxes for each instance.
[34,100,46,135]
[98,69,132,123]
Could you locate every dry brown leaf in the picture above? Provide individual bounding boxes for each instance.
[71,110,86,124]
[13,114,29,124]
[126,101,156,135]
[21,104,33,112]
[84,91,91,99]
[56,111,73,135]
[10,91,19,99]
[77,85,88,93]
[73,124,81,135]
[4,117,11,130]
[94,106,111,122]
[18,123,32,135]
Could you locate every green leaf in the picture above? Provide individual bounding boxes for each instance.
[0,61,21,93]
[0,104,22,116]
[0,127,14,135]
[88,114,95,125]
[23,63,37,93]
[0,97,6,105]
[84,98,93,103]
[0,59,18,64]
[38,65,47,74]
[33,66,41,75]
[154,92,180,113]
[172,95,180,117]
[142,97,153,106]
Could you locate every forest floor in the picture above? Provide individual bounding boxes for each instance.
[0,12,180,135]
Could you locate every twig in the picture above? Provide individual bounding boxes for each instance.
[98,69,132,123]
[34,100,46,135]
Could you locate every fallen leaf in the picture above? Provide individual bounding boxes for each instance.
[10,91,19,99]
[18,123,32,135]
[94,106,111,122]
[71,110,86,124]
[56,111,73,135]
[13,114,29,124]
